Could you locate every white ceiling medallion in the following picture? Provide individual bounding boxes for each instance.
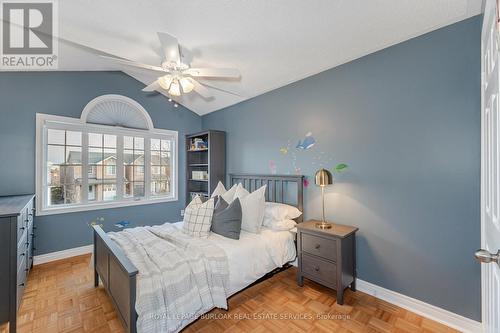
[80,94,154,130]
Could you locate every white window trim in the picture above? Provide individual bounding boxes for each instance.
[35,113,178,216]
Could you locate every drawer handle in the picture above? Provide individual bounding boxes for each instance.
[314,266,320,272]
[18,283,24,287]
[20,227,25,230]
[315,244,321,249]
[20,253,25,257]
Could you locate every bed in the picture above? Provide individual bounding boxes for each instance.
[92,174,304,333]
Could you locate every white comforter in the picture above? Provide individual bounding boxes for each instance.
[172,222,297,295]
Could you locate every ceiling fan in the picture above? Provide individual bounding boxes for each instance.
[100,32,241,100]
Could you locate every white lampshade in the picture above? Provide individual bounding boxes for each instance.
[158,75,173,90]
[179,77,194,93]
[168,80,181,96]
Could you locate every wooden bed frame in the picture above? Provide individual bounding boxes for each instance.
[92,174,304,333]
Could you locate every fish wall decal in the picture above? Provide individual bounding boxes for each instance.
[269,160,277,174]
[114,221,130,229]
[296,132,316,150]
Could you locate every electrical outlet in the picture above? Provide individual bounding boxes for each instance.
[180,209,185,217]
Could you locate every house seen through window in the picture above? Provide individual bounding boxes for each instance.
[37,95,178,215]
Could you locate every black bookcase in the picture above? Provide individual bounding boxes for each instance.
[185,130,226,205]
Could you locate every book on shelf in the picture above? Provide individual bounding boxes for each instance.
[190,192,209,200]
[191,170,208,180]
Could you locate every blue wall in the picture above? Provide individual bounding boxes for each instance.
[0,71,201,254]
[202,16,482,320]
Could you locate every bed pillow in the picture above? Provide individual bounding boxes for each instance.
[211,196,242,240]
[211,181,238,202]
[234,184,267,233]
[183,196,215,238]
[263,218,297,231]
[221,184,238,203]
[264,202,302,222]
[211,181,226,197]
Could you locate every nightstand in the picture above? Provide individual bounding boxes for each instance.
[296,220,358,305]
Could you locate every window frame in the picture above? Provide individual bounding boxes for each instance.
[105,165,116,176]
[35,113,178,216]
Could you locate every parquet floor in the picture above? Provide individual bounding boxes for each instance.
[0,254,459,333]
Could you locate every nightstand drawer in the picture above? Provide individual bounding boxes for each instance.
[302,233,337,261]
[302,253,337,287]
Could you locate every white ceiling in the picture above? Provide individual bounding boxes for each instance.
[52,0,483,115]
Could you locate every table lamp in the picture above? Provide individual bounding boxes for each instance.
[315,168,333,229]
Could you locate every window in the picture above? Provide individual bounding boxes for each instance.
[150,138,171,196]
[105,165,116,176]
[46,129,83,206]
[36,113,178,215]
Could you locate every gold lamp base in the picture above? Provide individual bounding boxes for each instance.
[315,222,332,229]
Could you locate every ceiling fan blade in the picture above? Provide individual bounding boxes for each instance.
[188,78,212,98]
[184,68,240,79]
[142,80,161,92]
[183,68,241,79]
[157,32,181,65]
[0,18,136,68]
[197,81,242,97]
[100,55,167,73]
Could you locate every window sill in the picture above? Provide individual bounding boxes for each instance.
[36,196,178,216]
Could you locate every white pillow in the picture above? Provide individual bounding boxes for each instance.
[264,202,302,222]
[183,196,215,238]
[234,184,266,233]
[263,218,297,231]
[211,181,238,203]
[211,181,226,197]
[221,184,238,203]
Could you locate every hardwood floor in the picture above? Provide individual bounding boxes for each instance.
[0,254,459,333]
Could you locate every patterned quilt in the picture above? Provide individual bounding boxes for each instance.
[108,223,229,333]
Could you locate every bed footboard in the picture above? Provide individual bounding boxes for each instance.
[93,225,138,333]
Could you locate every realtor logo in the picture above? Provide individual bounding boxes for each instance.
[1,0,58,69]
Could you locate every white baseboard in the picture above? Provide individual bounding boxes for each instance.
[356,279,482,333]
[33,244,93,265]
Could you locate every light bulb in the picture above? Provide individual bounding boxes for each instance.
[168,80,181,96]
[174,103,178,108]
[158,75,173,90]
[179,77,194,93]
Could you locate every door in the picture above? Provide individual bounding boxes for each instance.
[477,1,500,332]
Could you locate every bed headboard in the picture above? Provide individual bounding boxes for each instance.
[229,173,304,222]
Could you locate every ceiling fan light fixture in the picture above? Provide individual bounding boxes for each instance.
[158,75,173,90]
[168,80,181,96]
[179,77,195,93]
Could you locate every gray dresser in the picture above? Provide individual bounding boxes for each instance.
[296,220,358,305]
[0,195,35,333]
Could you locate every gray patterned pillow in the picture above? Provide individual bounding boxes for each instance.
[211,197,242,240]
[183,196,215,238]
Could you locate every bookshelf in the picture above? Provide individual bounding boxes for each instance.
[185,130,226,205]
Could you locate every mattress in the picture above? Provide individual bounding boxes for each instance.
[171,222,297,296]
